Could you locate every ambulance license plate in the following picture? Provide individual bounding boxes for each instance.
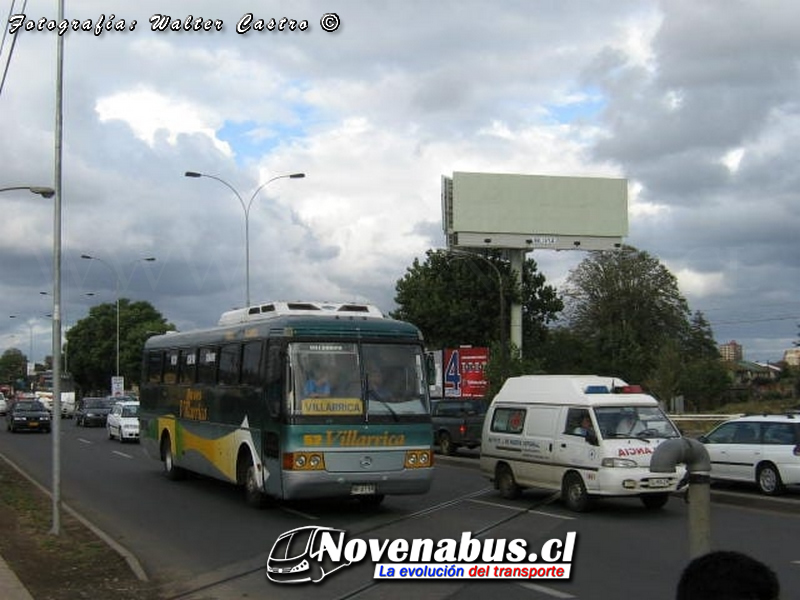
[649,478,669,488]
[351,484,376,495]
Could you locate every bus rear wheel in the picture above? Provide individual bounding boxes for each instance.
[162,435,185,481]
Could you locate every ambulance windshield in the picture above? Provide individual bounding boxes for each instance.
[594,406,681,439]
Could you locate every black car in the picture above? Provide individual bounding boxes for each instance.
[6,400,52,433]
[75,397,115,427]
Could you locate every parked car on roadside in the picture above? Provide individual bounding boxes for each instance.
[106,400,140,443]
[699,414,800,495]
[0,392,7,416]
[6,400,51,433]
[431,398,486,455]
[75,396,115,427]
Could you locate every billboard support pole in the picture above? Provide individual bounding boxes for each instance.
[510,250,524,356]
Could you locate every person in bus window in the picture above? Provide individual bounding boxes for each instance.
[366,366,388,401]
[304,367,331,398]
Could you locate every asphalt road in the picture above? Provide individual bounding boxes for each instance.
[1,423,799,599]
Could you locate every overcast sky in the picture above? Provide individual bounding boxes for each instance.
[2,0,798,367]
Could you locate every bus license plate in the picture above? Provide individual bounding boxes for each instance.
[351,484,376,495]
[649,478,669,488]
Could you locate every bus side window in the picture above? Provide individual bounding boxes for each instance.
[179,349,197,384]
[164,350,179,384]
[197,347,217,384]
[146,351,163,383]
[265,343,284,418]
[219,344,241,386]
[241,341,263,386]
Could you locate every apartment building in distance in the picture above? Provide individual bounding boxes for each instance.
[783,347,800,367]
[719,340,743,362]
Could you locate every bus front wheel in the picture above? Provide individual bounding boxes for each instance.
[242,460,267,509]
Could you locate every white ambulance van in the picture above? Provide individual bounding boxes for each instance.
[480,375,685,511]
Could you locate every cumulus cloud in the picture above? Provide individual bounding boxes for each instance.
[1,0,798,364]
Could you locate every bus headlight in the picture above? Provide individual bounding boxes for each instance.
[404,450,433,469]
[283,452,326,471]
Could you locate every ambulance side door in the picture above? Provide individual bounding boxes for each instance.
[520,405,560,486]
[554,406,600,473]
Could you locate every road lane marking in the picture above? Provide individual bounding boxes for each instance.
[279,506,320,520]
[468,497,576,520]
[78,438,92,444]
[518,582,576,598]
[112,450,134,459]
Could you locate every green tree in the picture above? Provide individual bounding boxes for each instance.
[562,245,691,384]
[66,299,173,393]
[0,348,27,386]
[538,326,594,374]
[646,338,684,405]
[677,311,730,411]
[391,249,562,352]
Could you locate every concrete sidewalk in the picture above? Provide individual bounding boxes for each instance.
[0,555,34,600]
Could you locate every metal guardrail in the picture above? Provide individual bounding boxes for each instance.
[670,414,742,421]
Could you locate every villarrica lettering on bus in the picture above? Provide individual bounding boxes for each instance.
[303,430,407,447]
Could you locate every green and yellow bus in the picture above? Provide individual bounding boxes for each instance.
[139,301,434,507]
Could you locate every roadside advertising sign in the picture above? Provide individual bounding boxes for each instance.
[443,347,489,399]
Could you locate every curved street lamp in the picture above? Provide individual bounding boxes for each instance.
[0,185,55,198]
[442,249,508,361]
[185,170,305,307]
[80,254,156,378]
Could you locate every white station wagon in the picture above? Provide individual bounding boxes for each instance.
[699,414,800,495]
[106,400,140,443]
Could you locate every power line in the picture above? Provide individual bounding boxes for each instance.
[711,315,800,326]
[0,0,26,98]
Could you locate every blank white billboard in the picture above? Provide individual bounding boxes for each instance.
[443,172,628,250]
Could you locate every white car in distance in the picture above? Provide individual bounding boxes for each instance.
[106,400,140,443]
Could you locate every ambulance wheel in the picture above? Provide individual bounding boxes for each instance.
[496,464,521,499]
[641,492,670,510]
[562,472,591,512]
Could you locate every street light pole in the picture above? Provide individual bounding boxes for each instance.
[81,255,156,379]
[443,249,507,360]
[185,170,305,307]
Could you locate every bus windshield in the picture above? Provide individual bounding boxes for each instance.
[289,342,428,420]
